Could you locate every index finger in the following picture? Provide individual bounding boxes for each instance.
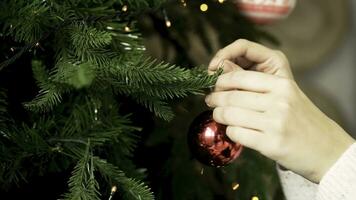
[209,39,275,72]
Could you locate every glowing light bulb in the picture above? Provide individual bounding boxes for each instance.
[122,5,128,12]
[218,0,225,3]
[200,3,208,12]
[232,182,240,190]
[165,20,171,27]
[124,26,131,32]
[111,186,117,193]
[251,196,259,200]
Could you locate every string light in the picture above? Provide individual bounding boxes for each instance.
[35,42,40,47]
[200,167,204,175]
[200,3,208,12]
[163,9,172,28]
[106,26,114,30]
[251,196,259,200]
[218,0,225,3]
[108,186,117,200]
[122,5,128,12]
[124,26,131,32]
[180,0,187,7]
[94,108,98,121]
[165,20,171,28]
[232,182,240,190]
[10,47,14,52]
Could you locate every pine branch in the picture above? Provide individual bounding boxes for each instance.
[24,59,97,112]
[118,0,165,10]
[63,142,100,200]
[106,57,218,120]
[0,89,8,127]
[129,93,174,121]
[53,60,96,89]
[69,22,113,49]
[24,88,64,112]
[59,98,140,154]
[93,157,154,200]
[0,118,55,186]
[0,0,52,43]
[110,57,217,99]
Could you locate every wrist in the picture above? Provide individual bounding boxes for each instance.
[316,128,355,182]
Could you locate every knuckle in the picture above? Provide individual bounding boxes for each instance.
[278,101,293,113]
[221,109,230,123]
[268,135,286,158]
[273,50,286,58]
[273,50,290,66]
[271,118,287,133]
[235,38,248,44]
[226,126,234,136]
[230,70,244,81]
[213,107,228,123]
[212,108,220,121]
[213,93,224,106]
[215,49,225,57]
[226,93,235,106]
[216,74,224,85]
[278,78,296,94]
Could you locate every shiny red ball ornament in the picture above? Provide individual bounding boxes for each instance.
[188,110,243,167]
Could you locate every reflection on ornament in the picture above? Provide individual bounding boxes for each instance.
[235,0,297,24]
[188,110,243,167]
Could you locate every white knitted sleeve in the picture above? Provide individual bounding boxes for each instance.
[278,143,356,200]
[277,166,318,200]
[317,143,356,200]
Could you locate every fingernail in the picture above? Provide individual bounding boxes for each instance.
[209,57,221,68]
[205,95,212,106]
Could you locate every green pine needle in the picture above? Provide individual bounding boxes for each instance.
[94,157,154,200]
[63,142,100,200]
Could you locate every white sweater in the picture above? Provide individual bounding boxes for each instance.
[278,143,356,200]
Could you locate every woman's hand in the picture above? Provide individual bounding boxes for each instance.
[205,39,355,183]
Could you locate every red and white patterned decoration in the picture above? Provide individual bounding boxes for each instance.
[235,0,297,24]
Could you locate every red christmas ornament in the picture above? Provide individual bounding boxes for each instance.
[235,0,297,24]
[188,110,243,167]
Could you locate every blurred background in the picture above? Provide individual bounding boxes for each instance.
[139,0,356,199]
[144,0,356,136]
[1,0,355,200]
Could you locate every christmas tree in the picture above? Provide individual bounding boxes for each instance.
[0,0,217,199]
[0,0,283,200]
